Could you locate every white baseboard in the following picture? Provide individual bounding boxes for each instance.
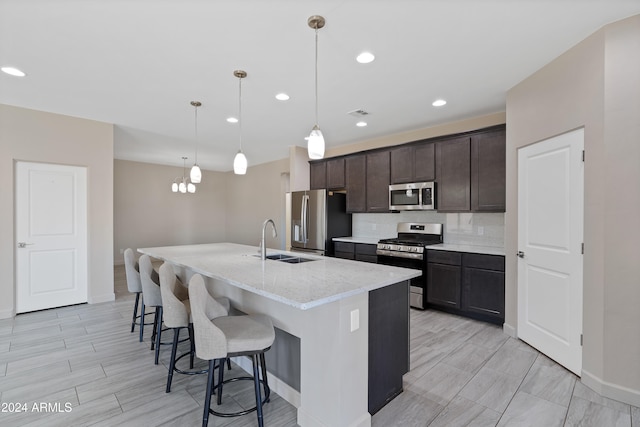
[503,322,517,338]
[0,307,15,319]
[581,369,640,407]
[88,293,115,304]
[232,356,301,408]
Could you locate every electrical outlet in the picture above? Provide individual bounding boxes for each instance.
[350,309,359,332]
[477,226,484,235]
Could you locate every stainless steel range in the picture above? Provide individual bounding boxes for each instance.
[376,222,443,309]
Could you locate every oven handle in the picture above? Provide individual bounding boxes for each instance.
[376,249,424,260]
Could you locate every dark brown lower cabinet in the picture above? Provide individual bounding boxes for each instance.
[369,281,409,414]
[426,250,504,325]
[333,242,377,264]
[427,263,461,309]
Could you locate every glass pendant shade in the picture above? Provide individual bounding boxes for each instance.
[233,150,247,175]
[171,182,178,192]
[178,180,187,193]
[308,125,325,159]
[187,182,196,193]
[190,164,201,183]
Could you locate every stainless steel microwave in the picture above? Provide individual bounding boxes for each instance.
[389,182,436,211]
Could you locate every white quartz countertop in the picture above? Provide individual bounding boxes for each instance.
[332,236,384,245]
[138,243,420,310]
[427,243,505,256]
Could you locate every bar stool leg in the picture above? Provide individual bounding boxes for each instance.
[260,353,270,402]
[188,324,195,369]
[150,309,158,350]
[139,298,146,342]
[203,359,216,427]
[166,327,180,393]
[131,292,140,333]
[252,354,264,427]
[217,357,225,405]
[154,306,163,365]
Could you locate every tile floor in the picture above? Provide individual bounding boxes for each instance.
[0,265,638,426]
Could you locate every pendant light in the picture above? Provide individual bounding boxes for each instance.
[171,156,196,194]
[233,70,248,175]
[189,101,202,183]
[307,15,326,160]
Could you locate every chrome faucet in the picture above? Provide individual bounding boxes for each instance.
[260,219,277,260]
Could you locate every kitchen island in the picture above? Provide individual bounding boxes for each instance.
[138,243,420,427]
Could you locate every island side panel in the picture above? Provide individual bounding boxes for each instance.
[202,275,371,427]
[368,280,410,414]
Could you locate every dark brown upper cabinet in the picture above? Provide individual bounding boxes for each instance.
[390,142,435,184]
[436,137,471,212]
[326,157,346,189]
[366,150,391,212]
[346,154,367,213]
[414,142,436,182]
[390,146,413,184]
[309,161,327,190]
[471,129,506,212]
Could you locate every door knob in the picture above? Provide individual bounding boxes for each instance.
[17,242,35,248]
[517,251,525,258]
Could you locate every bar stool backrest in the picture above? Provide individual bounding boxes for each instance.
[139,254,162,307]
[159,262,189,329]
[123,248,141,293]
[189,274,229,360]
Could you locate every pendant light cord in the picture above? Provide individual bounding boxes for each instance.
[314,28,319,127]
[194,106,199,163]
[239,76,243,152]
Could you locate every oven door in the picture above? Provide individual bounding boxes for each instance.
[377,253,426,309]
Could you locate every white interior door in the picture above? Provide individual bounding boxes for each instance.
[517,128,584,376]
[16,161,88,313]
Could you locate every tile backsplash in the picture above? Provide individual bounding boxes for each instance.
[352,211,504,248]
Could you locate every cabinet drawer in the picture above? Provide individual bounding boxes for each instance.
[334,251,355,260]
[462,253,504,271]
[355,254,378,264]
[355,243,377,256]
[427,250,461,266]
[334,242,354,254]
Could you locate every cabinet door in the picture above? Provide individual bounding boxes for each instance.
[436,137,471,211]
[462,268,505,320]
[326,158,346,189]
[310,161,326,190]
[355,243,378,263]
[346,154,367,213]
[427,263,461,308]
[471,129,506,212]
[366,151,391,212]
[414,142,435,182]
[390,146,414,184]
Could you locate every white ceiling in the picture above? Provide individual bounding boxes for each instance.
[2,0,639,172]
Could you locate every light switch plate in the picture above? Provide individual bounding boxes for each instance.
[350,309,359,332]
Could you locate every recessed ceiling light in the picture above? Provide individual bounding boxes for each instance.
[432,99,447,107]
[356,52,375,64]
[275,93,290,101]
[356,121,368,127]
[227,117,238,123]
[1,66,26,77]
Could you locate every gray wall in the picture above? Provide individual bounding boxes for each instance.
[0,104,115,317]
[113,159,228,263]
[506,15,640,404]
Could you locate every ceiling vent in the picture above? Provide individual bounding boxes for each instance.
[347,109,370,117]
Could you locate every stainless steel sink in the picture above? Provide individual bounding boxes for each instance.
[264,254,315,263]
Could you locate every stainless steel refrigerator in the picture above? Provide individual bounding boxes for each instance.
[286,190,351,256]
